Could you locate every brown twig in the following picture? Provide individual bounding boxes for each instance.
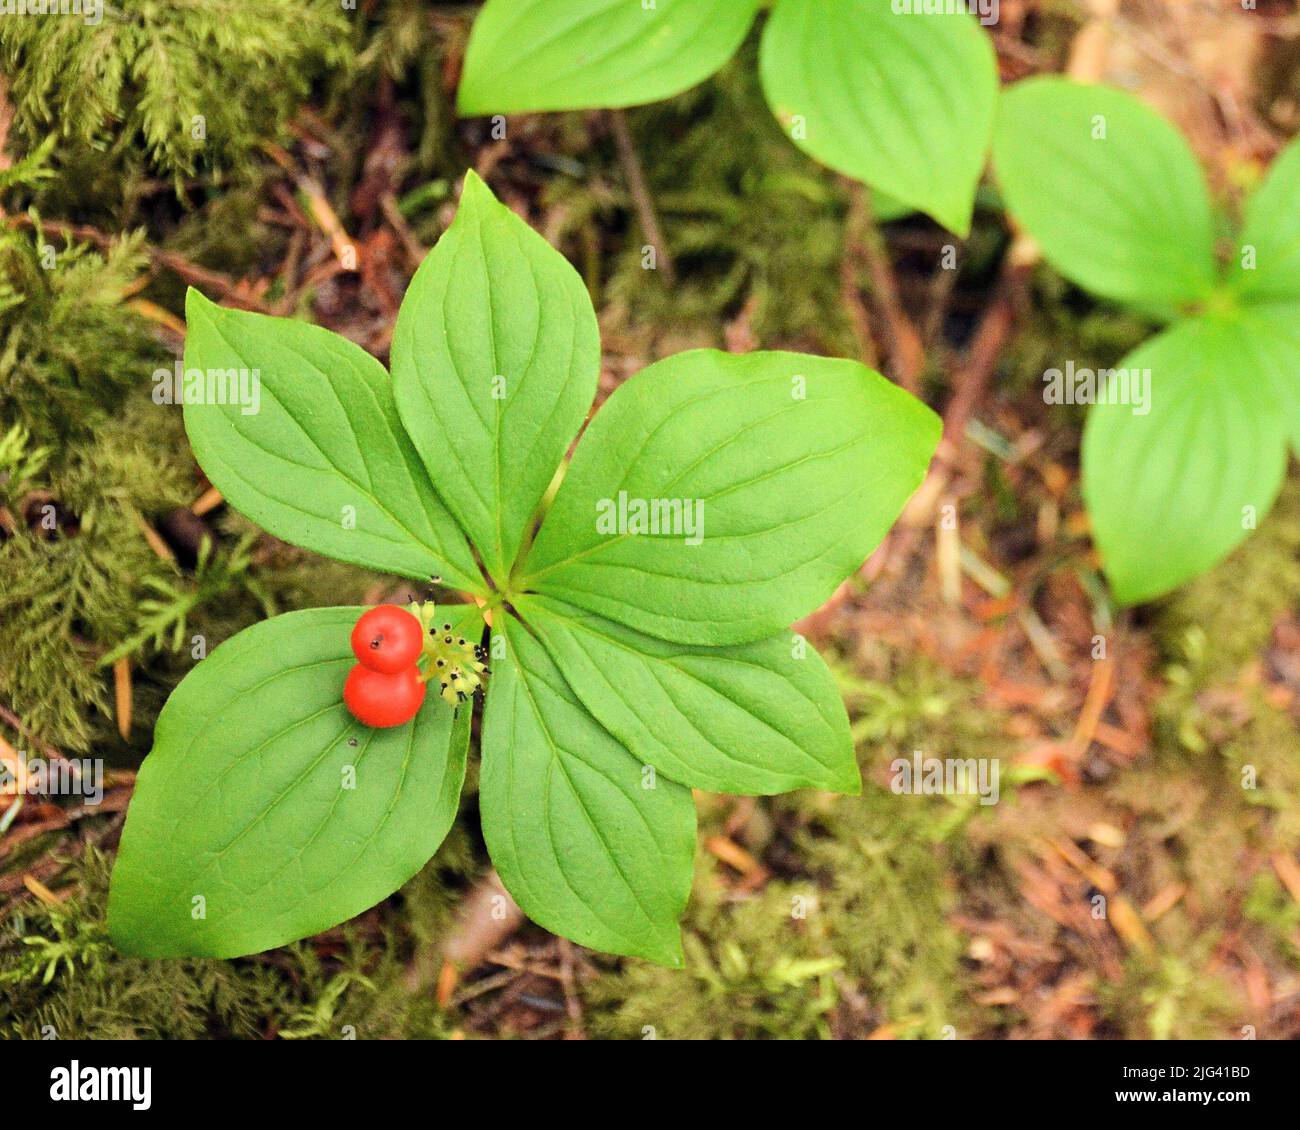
[938,249,1032,452]
[0,702,70,765]
[921,244,961,352]
[839,184,880,368]
[152,249,271,311]
[609,109,675,285]
[274,228,306,315]
[854,184,925,394]
[379,192,428,272]
[112,658,133,741]
[0,809,128,901]
[556,939,586,1040]
[263,141,359,272]
[886,245,1032,595]
[4,214,271,312]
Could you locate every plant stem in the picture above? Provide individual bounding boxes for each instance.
[854,184,924,394]
[609,109,676,285]
[840,185,880,369]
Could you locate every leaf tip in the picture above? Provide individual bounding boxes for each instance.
[460,168,497,210]
[911,184,976,238]
[834,768,864,797]
[454,87,478,117]
[183,285,218,326]
[1105,570,1150,610]
[942,208,974,240]
[653,931,687,970]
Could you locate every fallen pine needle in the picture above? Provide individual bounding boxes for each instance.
[436,961,458,1009]
[704,835,764,879]
[191,486,224,517]
[23,874,61,905]
[936,500,961,606]
[127,297,186,339]
[1142,883,1186,922]
[960,545,1010,598]
[1019,607,1070,682]
[113,657,132,740]
[1271,853,1300,906]
[1048,836,1116,894]
[1,730,26,796]
[262,141,358,270]
[134,513,175,563]
[1108,895,1153,952]
[1070,656,1115,758]
[1093,721,1143,758]
[1087,822,1125,849]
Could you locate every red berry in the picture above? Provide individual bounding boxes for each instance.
[351,605,424,674]
[343,664,426,728]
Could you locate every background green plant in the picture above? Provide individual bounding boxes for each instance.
[458,0,998,234]
[994,77,1300,605]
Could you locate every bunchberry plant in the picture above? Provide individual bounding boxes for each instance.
[107,172,940,965]
[993,78,1300,606]
[457,0,998,234]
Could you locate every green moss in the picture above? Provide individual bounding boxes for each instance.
[159,174,288,288]
[0,401,194,750]
[0,834,478,1040]
[1151,658,1300,852]
[0,220,412,751]
[1244,872,1300,968]
[1099,669,1300,1036]
[583,859,841,1040]
[1,0,352,185]
[1156,476,1300,678]
[1101,950,1240,1040]
[0,227,160,441]
[587,805,970,1040]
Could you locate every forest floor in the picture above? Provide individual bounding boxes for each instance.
[2,0,1299,1039]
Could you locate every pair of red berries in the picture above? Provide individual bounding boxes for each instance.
[343,605,427,728]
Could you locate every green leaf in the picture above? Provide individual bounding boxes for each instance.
[993,77,1217,308]
[107,605,480,958]
[759,0,997,235]
[521,349,940,646]
[1229,136,1300,303]
[391,172,600,584]
[182,290,482,593]
[872,191,915,224]
[1082,316,1290,605]
[479,615,696,966]
[519,594,859,796]
[1232,301,1300,458]
[458,0,761,114]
